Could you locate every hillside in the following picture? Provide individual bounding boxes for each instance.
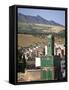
[18,34,65,47]
[18,13,64,26]
[18,13,65,36]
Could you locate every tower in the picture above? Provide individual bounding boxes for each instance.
[41,35,54,80]
[47,35,54,56]
[41,34,62,80]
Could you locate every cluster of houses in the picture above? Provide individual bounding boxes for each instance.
[54,43,65,57]
[18,43,65,61]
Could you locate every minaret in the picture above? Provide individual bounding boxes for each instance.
[47,35,54,56]
[41,35,54,80]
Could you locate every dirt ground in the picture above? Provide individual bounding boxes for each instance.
[17,69,41,82]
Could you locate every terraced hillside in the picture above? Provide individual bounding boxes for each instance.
[18,34,65,47]
[18,22,65,36]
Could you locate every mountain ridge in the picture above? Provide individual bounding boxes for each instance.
[18,13,64,27]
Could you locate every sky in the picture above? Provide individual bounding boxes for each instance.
[18,8,65,26]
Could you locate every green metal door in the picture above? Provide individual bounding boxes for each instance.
[47,70,52,80]
[41,69,53,80]
[41,70,46,80]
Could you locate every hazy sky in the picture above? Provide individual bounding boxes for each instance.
[18,8,65,26]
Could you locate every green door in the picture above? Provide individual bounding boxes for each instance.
[47,70,52,80]
[41,70,46,80]
[41,69,53,80]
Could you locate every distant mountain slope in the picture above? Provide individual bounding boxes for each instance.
[18,13,65,37]
[18,13,64,27]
